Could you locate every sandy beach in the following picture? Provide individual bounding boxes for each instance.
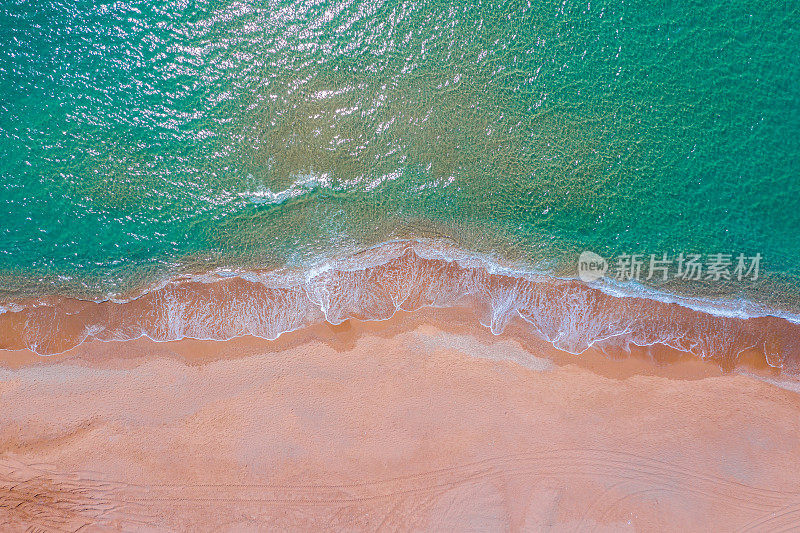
[1,306,799,531]
[3,0,798,529]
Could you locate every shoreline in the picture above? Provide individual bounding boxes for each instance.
[3,238,799,324]
[0,304,777,379]
[2,305,800,530]
[1,242,798,371]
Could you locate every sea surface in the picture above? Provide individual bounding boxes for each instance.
[1,0,799,361]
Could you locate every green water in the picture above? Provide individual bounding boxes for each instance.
[1,0,798,310]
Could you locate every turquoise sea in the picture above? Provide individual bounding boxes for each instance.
[1,0,799,358]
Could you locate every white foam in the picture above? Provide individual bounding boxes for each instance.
[2,239,798,367]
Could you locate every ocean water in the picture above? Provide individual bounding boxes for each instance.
[1,0,799,360]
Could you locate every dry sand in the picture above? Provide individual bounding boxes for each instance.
[1,306,800,531]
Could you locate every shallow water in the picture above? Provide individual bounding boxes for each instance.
[0,241,797,374]
[1,0,799,355]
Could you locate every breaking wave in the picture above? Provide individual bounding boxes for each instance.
[1,240,798,370]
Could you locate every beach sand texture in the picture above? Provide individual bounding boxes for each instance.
[2,307,799,531]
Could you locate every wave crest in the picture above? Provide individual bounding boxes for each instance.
[1,241,798,369]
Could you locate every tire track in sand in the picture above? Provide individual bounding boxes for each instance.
[2,447,798,530]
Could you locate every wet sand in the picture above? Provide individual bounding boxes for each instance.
[2,306,800,531]
[3,244,799,371]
